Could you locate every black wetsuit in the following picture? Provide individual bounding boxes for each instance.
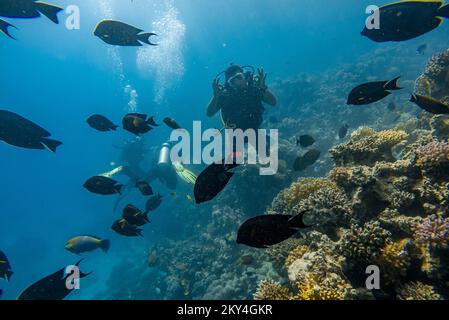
[219,85,266,131]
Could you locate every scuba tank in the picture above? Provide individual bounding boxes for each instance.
[158,142,172,168]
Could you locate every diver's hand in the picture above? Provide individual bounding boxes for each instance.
[212,78,222,97]
[256,68,268,91]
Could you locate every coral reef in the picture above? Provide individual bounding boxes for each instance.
[397,281,443,300]
[253,280,291,300]
[416,140,449,177]
[330,128,408,167]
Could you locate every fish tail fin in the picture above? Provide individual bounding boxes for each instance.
[34,2,63,24]
[438,4,449,18]
[100,240,111,253]
[5,270,13,281]
[385,77,402,91]
[111,125,119,131]
[137,32,158,46]
[288,210,309,229]
[137,229,144,237]
[144,212,151,224]
[115,184,123,195]
[41,138,63,152]
[0,19,17,39]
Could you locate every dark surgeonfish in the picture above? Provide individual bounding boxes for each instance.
[237,211,310,248]
[83,176,123,195]
[293,149,321,172]
[0,110,62,152]
[65,236,110,255]
[194,159,239,204]
[122,113,155,136]
[122,204,150,226]
[361,1,449,43]
[93,20,157,46]
[111,218,143,237]
[86,114,118,132]
[0,18,16,39]
[145,194,163,212]
[410,94,449,114]
[338,124,349,139]
[136,180,153,196]
[0,251,13,281]
[347,77,402,105]
[296,135,315,147]
[163,117,182,130]
[0,0,62,22]
[17,260,90,300]
[417,44,428,55]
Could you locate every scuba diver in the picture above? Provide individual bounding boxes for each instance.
[207,64,277,131]
[104,137,197,211]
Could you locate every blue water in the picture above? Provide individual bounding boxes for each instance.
[1,0,449,299]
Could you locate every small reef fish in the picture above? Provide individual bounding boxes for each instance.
[347,77,402,105]
[86,114,118,132]
[122,204,150,226]
[338,124,349,139]
[237,211,310,248]
[136,180,153,196]
[361,1,449,42]
[194,159,239,204]
[293,149,321,172]
[111,218,143,237]
[417,44,428,55]
[297,135,315,147]
[94,20,157,46]
[65,236,110,255]
[17,260,90,300]
[0,251,13,281]
[163,117,183,130]
[410,94,449,114]
[0,110,62,152]
[83,176,123,195]
[122,113,155,136]
[145,194,163,212]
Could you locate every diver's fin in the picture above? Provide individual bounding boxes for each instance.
[34,2,63,24]
[100,240,111,253]
[438,3,449,18]
[288,210,309,229]
[41,138,63,152]
[137,32,158,46]
[0,19,17,40]
[384,77,402,91]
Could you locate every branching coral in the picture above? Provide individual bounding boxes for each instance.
[397,281,443,300]
[413,212,449,250]
[285,245,309,268]
[254,280,292,300]
[416,140,449,176]
[330,128,408,166]
[291,273,350,300]
[374,239,412,286]
[270,178,336,213]
[415,48,449,103]
[338,221,392,262]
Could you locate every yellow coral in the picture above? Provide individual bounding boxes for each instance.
[376,129,408,148]
[397,281,442,300]
[291,274,348,300]
[375,239,412,285]
[285,245,308,268]
[254,280,292,300]
[280,178,337,210]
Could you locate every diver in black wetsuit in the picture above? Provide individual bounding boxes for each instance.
[207,64,277,131]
